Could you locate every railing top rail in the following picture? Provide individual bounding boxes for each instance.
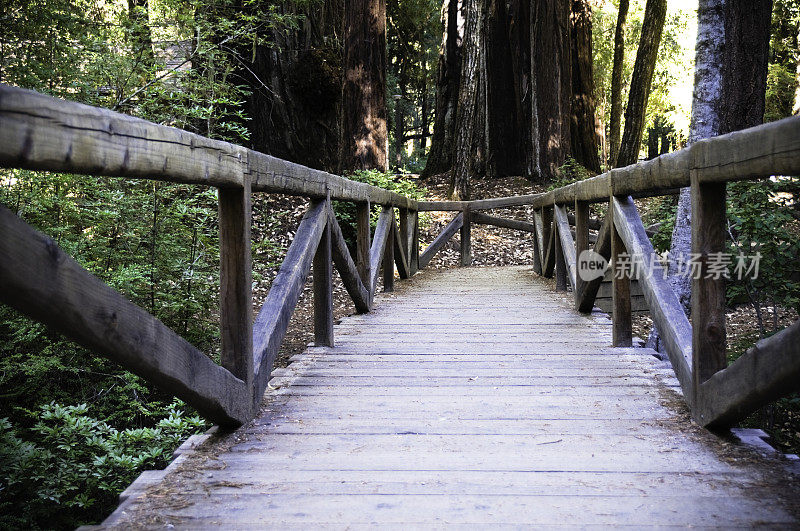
[0,85,416,209]
[418,115,800,212]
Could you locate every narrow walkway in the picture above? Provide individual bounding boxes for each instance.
[102,266,797,528]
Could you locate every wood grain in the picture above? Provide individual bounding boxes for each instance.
[418,213,463,269]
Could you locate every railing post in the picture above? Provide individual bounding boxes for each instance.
[313,200,334,346]
[610,197,632,347]
[574,200,590,307]
[541,206,554,277]
[356,200,371,292]
[383,211,395,292]
[554,209,568,291]
[410,210,420,275]
[218,179,254,388]
[691,174,727,406]
[460,206,472,267]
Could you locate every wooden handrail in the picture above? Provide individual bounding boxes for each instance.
[1,84,798,433]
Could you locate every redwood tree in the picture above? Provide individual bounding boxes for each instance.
[608,0,629,167]
[569,0,601,173]
[616,0,667,167]
[340,0,389,172]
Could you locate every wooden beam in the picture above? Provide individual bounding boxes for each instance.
[328,208,371,313]
[554,225,568,292]
[471,212,537,233]
[531,213,543,275]
[392,215,411,279]
[253,200,328,403]
[554,205,577,290]
[575,212,612,313]
[610,201,632,347]
[696,320,800,428]
[611,196,693,402]
[0,206,250,427]
[0,85,417,209]
[218,180,254,388]
[398,207,411,265]
[460,207,472,267]
[410,210,420,275]
[573,200,590,309]
[369,206,393,295]
[356,202,371,286]
[383,215,395,293]
[313,214,334,347]
[533,211,546,274]
[541,207,555,278]
[417,194,544,212]
[418,213,464,269]
[691,175,727,399]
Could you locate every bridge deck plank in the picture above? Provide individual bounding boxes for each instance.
[99,266,797,528]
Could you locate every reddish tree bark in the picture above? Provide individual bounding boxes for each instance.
[340,0,388,172]
[569,0,601,173]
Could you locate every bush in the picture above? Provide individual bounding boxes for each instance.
[0,402,207,529]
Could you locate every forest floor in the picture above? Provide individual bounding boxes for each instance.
[250,172,799,455]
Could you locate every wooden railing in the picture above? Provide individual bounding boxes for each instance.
[0,85,419,427]
[416,113,800,429]
[2,83,799,431]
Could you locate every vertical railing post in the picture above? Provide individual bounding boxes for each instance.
[554,207,568,291]
[541,206,554,277]
[356,201,371,302]
[410,210,420,275]
[460,205,472,267]
[383,211,395,292]
[313,199,334,346]
[610,197,632,347]
[218,178,254,389]
[691,174,727,407]
[399,207,410,260]
[574,200,590,308]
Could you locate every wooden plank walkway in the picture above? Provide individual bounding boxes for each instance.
[100,266,798,528]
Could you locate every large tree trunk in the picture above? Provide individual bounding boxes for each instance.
[569,0,601,173]
[450,0,484,199]
[616,0,667,167]
[247,0,343,171]
[647,0,772,353]
[423,0,462,177]
[608,0,629,168]
[485,0,525,178]
[340,0,389,172]
[531,0,573,182]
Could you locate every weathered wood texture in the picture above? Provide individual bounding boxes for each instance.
[697,320,800,427]
[102,267,797,528]
[252,201,328,404]
[369,207,394,295]
[610,203,632,347]
[575,213,612,313]
[0,85,415,208]
[554,206,577,290]
[418,213,463,269]
[611,196,693,402]
[0,206,250,426]
[472,212,537,233]
[328,209,371,314]
[460,208,472,267]
[218,182,254,387]
[313,220,334,346]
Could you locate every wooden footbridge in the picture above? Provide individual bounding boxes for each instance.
[1,85,799,527]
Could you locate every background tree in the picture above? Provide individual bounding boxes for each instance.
[340,0,389,172]
[608,0,629,167]
[615,0,667,166]
[570,0,602,173]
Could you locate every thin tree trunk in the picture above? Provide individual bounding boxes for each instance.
[616,0,667,167]
[569,0,601,173]
[128,0,155,66]
[450,0,483,199]
[423,0,462,177]
[608,0,629,167]
[340,0,389,172]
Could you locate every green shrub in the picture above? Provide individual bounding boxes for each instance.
[0,402,207,529]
